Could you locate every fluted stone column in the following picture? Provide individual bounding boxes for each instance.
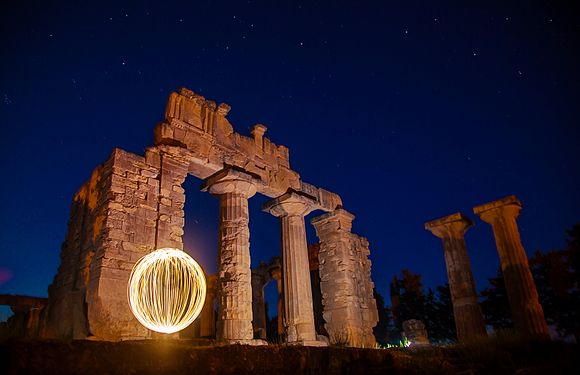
[474,195,549,339]
[263,191,324,346]
[199,274,217,338]
[202,168,259,343]
[425,213,487,342]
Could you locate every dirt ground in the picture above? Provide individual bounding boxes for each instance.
[1,338,579,374]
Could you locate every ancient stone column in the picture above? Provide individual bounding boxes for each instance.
[312,208,373,347]
[199,274,217,338]
[263,190,323,345]
[268,260,284,336]
[202,168,258,342]
[474,195,549,339]
[251,263,269,340]
[425,213,487,342]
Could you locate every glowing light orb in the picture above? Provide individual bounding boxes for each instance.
[127,248,206,334]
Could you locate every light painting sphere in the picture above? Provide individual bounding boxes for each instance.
[127,248,206,334]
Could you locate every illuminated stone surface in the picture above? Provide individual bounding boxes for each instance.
[41,88,378,345]
[425,213,487,342]
[474,196,549,339]
[311,209,378,347]
[202,168,258,342]
[264,191,322,346]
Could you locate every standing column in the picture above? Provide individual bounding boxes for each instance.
[263,191,324,345]
[199,274,217,338]
[201,168,258,343]
[474,195,549,339]
[312,208,366,347]
[251,264,269,340]
[425,213,487,342]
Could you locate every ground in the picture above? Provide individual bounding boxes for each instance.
[1,336,579,374]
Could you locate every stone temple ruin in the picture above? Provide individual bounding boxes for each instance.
[425,195,550,343]
[34,88,378,346]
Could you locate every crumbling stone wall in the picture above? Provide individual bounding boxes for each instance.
[43,149,163,339]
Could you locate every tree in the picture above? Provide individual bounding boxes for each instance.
[480,224,580,340]
[429,284,457,343]
[373,289,398,344]
[480,268,513,330]
[390,269,457,343]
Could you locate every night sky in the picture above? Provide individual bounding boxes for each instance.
[1,1,579,320]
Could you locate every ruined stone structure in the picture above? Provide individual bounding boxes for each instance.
[425,213,487,342]
[474,196,549,339]
[0,295,47,338]
[41,88,378,346]
[402,319,430,347]
[311,209,378,347]
[251,261,273,340]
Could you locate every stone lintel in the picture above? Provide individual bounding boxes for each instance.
[425,212,473,239]
[262,189,318,217]
[200,166,261,197]
[473,195,521,216]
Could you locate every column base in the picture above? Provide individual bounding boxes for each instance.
[221,339,269,346]
[286,340,328,347]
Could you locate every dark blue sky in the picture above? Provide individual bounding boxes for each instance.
[1,1,578,319]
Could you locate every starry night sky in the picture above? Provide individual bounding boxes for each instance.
[1,1,579,319]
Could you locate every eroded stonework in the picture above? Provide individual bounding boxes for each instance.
[41,88,378,346]
[311,209,378,348]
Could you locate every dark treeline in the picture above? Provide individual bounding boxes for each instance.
[374,224,580,344]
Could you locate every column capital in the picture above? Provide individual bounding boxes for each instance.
[311,207,355,233]
[200,167,259,198]
[473,195,522,224]
[262,190,318,217]
[425,212,473,239]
